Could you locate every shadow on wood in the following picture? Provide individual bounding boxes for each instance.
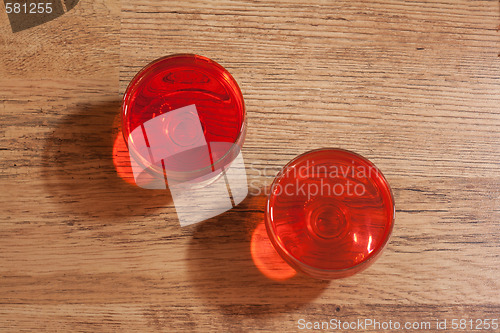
[185,193,329,316]
[42,100,172,222]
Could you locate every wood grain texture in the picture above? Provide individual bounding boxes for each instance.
[1,0,499,331]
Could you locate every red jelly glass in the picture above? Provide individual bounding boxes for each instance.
[121,54,246,184]
[265,148,395,280]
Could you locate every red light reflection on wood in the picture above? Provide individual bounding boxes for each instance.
[251,221,297,281]
[112,132,136,186]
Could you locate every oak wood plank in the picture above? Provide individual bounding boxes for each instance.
[1,0,499,331]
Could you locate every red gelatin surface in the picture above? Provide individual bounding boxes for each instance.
[121,54,245,180]
[265,148,394,279]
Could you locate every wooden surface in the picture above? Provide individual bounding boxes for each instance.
[1,0,499,331]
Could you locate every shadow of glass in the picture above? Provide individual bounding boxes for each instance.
[185,193,329,316]
[42,100,173,223]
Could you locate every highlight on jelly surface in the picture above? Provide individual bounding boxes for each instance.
[127,104,248,227]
